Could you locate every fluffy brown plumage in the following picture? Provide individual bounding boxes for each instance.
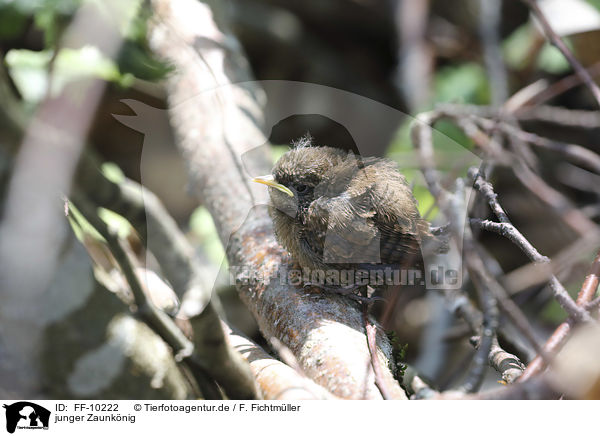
[254,143,431,293]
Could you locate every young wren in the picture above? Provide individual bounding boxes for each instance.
[253,142,431,297]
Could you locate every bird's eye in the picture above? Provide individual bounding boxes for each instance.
[296,184,309,194]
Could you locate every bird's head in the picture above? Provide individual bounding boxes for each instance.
[253,145,348,219]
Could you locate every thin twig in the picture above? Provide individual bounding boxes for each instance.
[515,106,600,129]
[457,114,599,236]
[471,335,525,384]
[521,0,600,107]
[585,295,600,312]
[436,104,600,176]
[505,63,600,109]
[362,302,393,400]
[476,117,600,175]
[71,197,194,359]
[410,375,438,399]
[469,170,591,323]
[479,0,508,106]
[411,113,550,377]
[460,266,497,393]
[514,158,597,235]
[74,152,259,399]
[435,374,559,399]
[452,181,499,394]
[519,249,600,382]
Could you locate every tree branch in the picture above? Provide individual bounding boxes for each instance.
[521,0,600,107]
[74,152,259,399]
[147,0,405,399]
[519,249,600,382]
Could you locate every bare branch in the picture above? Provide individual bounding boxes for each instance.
[488,337,526,384]
[436,375,559,399]
[410,375,438,399]
[471,335,525,384]
[521,0,600,107]
[224,322,336,399]
[515,106,600,129]
[519,249,600,382]
[363,302,396,400]
[74,153,259,399]
[505,62,600,109]
[412,113,558,372]
[70,198,193,356]
[478,0,509,106]
[147,0,404,399]
[476,117,600,176]
[469,170,591,323]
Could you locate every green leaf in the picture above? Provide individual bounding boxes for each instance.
[537,43,570,74]
[98,208,132,239]
[504,22,571,74]
[433,63,490,105]
[6,46,129,103]
[101,162,125,184]
[32,0,82,47]
[0,5,28,40]
[5,49,53,102]
[116,41,173,82]
[503,23,535,70]
[67,202,104,242]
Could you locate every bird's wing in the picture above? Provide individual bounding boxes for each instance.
[375,218,424,267]
[305,190,383,266]
[303,157,428,269]
[364,164,427,268]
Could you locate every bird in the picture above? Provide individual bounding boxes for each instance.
[253,138,433,301]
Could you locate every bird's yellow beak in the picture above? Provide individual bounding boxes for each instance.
[252,175,294,197]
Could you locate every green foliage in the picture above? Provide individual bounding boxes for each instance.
[189,207,226,265]
[0,0,80,44]
[4,49,52,103]
[101,162,126,184]
[386,331,408,382]
[114,5,173,81]
[116,41,173,82]
[35,0,82,47]
[537,45,571,74]
[503,23,570,74]
[67,202,104,242]
[98,208,132,239]
[2,0,170,103]
[503,23,535,70]
[540,298,567,324]
[6,46,132,102]
[433,63,490,105]
[68,200,133,243]
[0,4,28,40]
[586,0,600,11]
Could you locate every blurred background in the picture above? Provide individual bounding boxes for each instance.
[1,0,600,398]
